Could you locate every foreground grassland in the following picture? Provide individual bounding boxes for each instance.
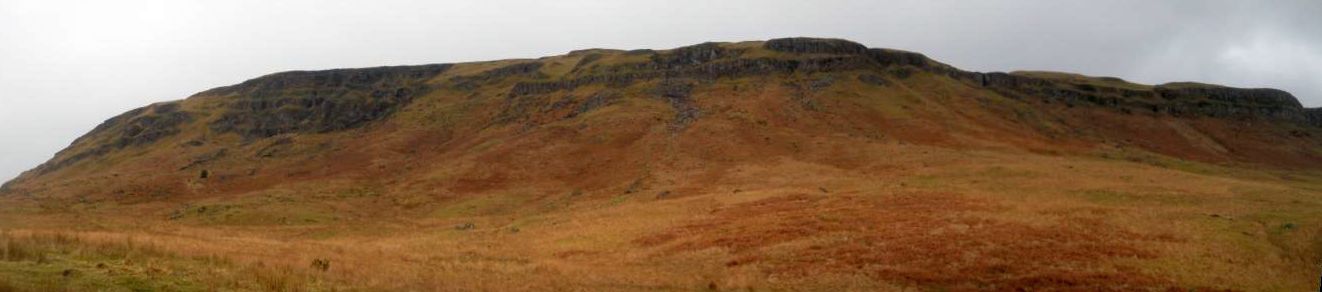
[1,146,1319,291]
[0,231,335,291]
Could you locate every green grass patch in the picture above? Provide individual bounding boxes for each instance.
[167,192,338,226]
[1072,189,1204,206]
[0,231,332,291]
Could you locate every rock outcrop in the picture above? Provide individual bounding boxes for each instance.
[651,42,735,68]
[205,64,452,140]
[17,64,453,180]
[0,178,13,194]
[509,41,940,98]
[653,80,700,129]
[971,71,1315,123]
[1307,108,1322,127]
[1152,84,1304,119]
[30,102,192,176]
[506,37,1317,130]
[765,37,869,55]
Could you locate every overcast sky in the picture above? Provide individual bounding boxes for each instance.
[1,0,1320,183]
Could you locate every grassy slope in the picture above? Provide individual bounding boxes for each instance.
[1,40,1320,291]
[2,148,1318,291]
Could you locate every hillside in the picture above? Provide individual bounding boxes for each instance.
[1,38,1320,291]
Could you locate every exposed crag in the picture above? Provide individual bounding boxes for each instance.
[1307,108,1322,127]
[27,102,192,176]
[205,64,452,140]
[973,71,1314,122]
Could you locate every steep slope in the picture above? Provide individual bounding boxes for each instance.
[2,38,1321,290]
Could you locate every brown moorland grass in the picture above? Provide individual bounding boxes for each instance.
[1,146,1318,291]
[2,40,1321,291]
[0,230,329,291]
[638,193,1180,290]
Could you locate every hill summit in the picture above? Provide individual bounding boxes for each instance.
[4,37,1318,198]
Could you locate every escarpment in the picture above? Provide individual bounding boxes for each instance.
[764,37,869,55]
[511,37,1315,127]
[12,65,452,183]
[509,38,942,97]
[205,64,452,140]
[1152,84,1304,119]
[6,37,1320,198]
[970,71,1316,123]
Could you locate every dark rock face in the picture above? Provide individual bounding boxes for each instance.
[112,104,193,148]
[974,72,1316,124]
[764,38,932,68]
[652,42,735,68]
[654,80,700,129]
[199,65,452,98]
[567,91,619,119]
[866,48,933,67]
[1307,108,1322,127]
[32,102,193,176]
[206,64,452,140]
[765,38,869,55]
[210,92,412,139]
[0,179,14,194]
[1155,85,1300,107]
[979,72,1054,89]
[977,72,1123,108]
[509,55,879,97]
[1153,85,1304,119]
[507,38,944,100]
[625,49,655,55]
